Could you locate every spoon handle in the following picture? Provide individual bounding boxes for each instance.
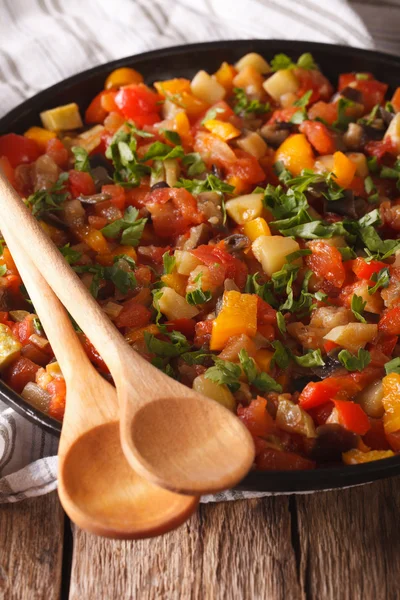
[0,175,134,375]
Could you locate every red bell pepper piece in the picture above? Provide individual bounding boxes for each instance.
[379,307,400,336]
[0,133,40,168]
[333,400,370,435]
[352,257,387,281]
[237,396,275,438]
[298,379,342,410]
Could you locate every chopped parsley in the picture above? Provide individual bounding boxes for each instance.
[232,87,271,116]
[385,357,400,375]
[270,52,317,72]
[71,146,90,172]
[162,252,176,275]
[101,206,147,246]
[338,348,371,372]
[26,173,70,217]
[238,349,282,393]
[368,267,390,295]
[351,294,367,323]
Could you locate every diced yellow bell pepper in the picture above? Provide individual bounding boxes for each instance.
[0,324,21,371]
[243,217,271,241]
[210,291,258,351]
[24,126,56,151]
[382,373,400,434]
[40,103,83,132]
[105,67,143,90]
[254,349,274,373]
[161,273,188,297]
[226,176,249,195]
[97,245,138,267]
[154,78,191,97]
[203,119,241,141]
[275,133,315,176]
[342,449,395,465]
[76,226,109,254]
[214,62,237,93]
[174,111,191,139]
[332,151,357,188]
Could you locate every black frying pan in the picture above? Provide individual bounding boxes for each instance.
[1,40,400,492]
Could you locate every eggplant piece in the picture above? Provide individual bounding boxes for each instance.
[183,223,212,250]
[311,424,358,463]
[311,351,343,379]
[361,123,385,141]
[326,190,367,219]
[89,153,113,175]
[91,166,113,190]
[340,86,363,104]
[77,192,112,204]
[151,181,170,191]
[379,106,394,127]
[223,233,250,253]
[259,123,291,148]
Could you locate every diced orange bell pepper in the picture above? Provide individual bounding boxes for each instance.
[232,66,264,96]
[382,373,400,434]
[342,448,395,465]
[97,244,137,266]
[85,91,109,124]
[105,67,143,90]
[100,90,119,113]
[210,290,257,350]
[24,127,56,151]
[173,92,210,120]
[254,349,274,373]
[275,133,315,176]
[124,324,159,344]
[154,78,192,97]
[226,175,249,195]
[0,247,18,275]
[333,399,371,435]
[161,273,188,297]
[332,151,356,188]
[214,62,237,94]
[173,111,193,146]
[243,217,271,241]
[203,119,241,141]
[76,226,109,254]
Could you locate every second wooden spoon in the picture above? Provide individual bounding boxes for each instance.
[0,175,255,494]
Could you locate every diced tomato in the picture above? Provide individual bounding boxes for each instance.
[305,241,345,288]
[255,446,315,471]
[125,185,151,208]
[0,133,40,168]
[88,215,108,229]
[12,316,36,346]
[268,107,298,124]
[368,332,398,358]
[0,312,14,329]
[78,333,109,374]
[355,79,388,112]
[68,170,96,198]
[333,400,371,435]
[137,245,170,265]
[299,379,342,410]
[114,84,161,127]
[85,91,109,124]
[352,257,387,281]
[338,73,373,90]
[47,378,67,421]
[191,243,248,288]
[307,101,338,125]
[45,138,69,168]
[299,120,336,155]
[347,175,367,198]
[146,188,205,238]
[225,150,265,185]
[4,357,39,393]
[294,67,333,103]
[114,299,151,329]
[101,184,126,210]
[165,318,196,339]
[257,297,277,326]
[378,306,400,335]
[365,137,396,161]
[194,320,213,347]
[308,401,334,426]
[363,418,391,451]
[323,340,339,353]
[237,397,275,438]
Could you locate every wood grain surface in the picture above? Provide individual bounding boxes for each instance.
[1,477,400,600]
[0,491,64,600]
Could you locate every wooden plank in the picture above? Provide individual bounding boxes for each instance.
[0,491,64,600]
[296,476,400,600]
[69,497,301,600]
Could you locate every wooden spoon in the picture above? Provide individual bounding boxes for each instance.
[0,221,199,538]
[0,175,255,494]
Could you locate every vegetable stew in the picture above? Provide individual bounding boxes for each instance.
[1,50,400,471]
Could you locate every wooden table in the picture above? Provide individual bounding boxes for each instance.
[1,476,399,600]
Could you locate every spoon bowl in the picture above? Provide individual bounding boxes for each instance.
[58,421,199,539]
[120,391,255,494]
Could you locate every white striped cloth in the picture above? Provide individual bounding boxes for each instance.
[0,0,397,503]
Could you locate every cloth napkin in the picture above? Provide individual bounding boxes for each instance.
[0,0,395,503]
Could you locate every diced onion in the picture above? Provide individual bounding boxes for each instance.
[9,310,32,322]
[103,301,123,319]
[29,334,49,349]
[21,382,51,413]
